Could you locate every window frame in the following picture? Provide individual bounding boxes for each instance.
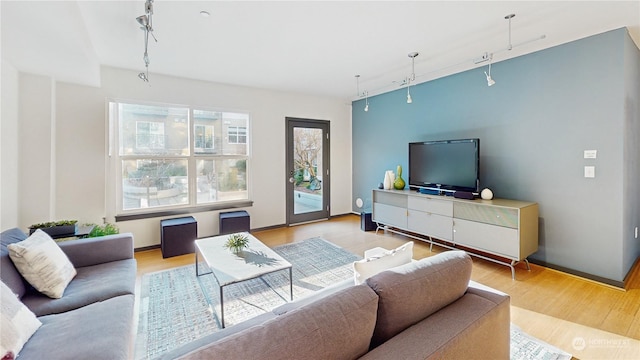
[108,99,252,220]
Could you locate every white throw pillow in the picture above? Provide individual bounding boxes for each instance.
[8,229,77,299]
[353,242,414,284]
[1,281,42,358]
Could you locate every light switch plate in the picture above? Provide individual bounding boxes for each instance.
[584,150,597,159]
[584,166,595,178]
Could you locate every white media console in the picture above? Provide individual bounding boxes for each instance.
[372,189,539,279]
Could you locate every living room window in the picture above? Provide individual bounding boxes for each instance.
[109,101,250,217]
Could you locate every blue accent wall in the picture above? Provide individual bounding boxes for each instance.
[352,28,640,284]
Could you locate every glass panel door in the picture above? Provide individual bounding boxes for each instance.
[286,118,330,225]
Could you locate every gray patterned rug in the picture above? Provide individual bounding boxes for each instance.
[134,237,360,359]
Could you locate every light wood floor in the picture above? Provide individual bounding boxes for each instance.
[135,214,640,359]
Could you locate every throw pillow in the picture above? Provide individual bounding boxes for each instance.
[1,281,42,358]
[7,230,77,299]
[353,242,413,284]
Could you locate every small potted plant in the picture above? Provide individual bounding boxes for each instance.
[223,233,250,254]
[29,220,78,237]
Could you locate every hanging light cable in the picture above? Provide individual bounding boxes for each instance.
[406,52,418,104]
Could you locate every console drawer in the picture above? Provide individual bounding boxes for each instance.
[408,211,452,241]
[373,203,407,229]
[453,218,519,259]
[454,203,518,229]
[374,191,407,208]
[408,196,453,217]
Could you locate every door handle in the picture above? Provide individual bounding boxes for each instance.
[289,177,295,183]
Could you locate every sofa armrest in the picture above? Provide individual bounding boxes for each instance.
[58,233,134,268]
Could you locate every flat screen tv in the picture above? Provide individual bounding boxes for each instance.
[408,138,480,194]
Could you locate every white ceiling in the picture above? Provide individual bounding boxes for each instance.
[2,1,639,100]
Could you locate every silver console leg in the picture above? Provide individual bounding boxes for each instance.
[524,258,531,271]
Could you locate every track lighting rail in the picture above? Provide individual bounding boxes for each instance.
[353,13,546,106]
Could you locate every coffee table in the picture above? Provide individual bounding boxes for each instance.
[195,232,293,328]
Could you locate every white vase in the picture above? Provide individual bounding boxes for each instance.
[383,171,393,190]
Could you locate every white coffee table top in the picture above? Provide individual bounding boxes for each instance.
[195,232,292,286]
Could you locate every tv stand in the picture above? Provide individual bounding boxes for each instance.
[372,189,538,279]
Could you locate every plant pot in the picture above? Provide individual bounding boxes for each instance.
[29,225,76,237]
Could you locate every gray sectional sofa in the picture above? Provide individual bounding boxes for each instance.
[0,228,137,359]
[162,250,510,360]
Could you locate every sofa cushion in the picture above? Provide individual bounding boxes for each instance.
[21,258,137,316]
[366,250,472,348]
[179,284,379,360]
[8,230,77,299]
[0,281,41,358]
[0,228,29,299]
[19,294,134,360]
[353,242,413,284]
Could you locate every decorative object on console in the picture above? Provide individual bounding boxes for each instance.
[481,188,494,200]
[383,170,394,190]
[393,165,405,190]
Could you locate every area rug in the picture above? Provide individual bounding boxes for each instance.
[134,237,360,359]
[511,324,573,360]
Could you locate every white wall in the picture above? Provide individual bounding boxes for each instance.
[11,66,352,248]
[1,61,19,229]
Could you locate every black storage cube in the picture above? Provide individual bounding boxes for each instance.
[219,210,250,235]
[160,216,197,258]
[361,212,376,231]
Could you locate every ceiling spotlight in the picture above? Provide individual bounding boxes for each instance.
[485,71,496,86]
[200,10,211,17]
[364,91,369,112]
[355,75,370,112]
[136,15,149,27]
[484,54,495,86]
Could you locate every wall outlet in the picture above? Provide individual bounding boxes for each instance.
[584,166,595,178]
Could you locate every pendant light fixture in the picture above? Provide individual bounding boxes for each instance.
[136,0,157,82]
[406,52,418,104]
[355,75,370,112]
[364,91,369,112]
[484,54,495,86]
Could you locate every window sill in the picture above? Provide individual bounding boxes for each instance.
[115,200,253,222]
